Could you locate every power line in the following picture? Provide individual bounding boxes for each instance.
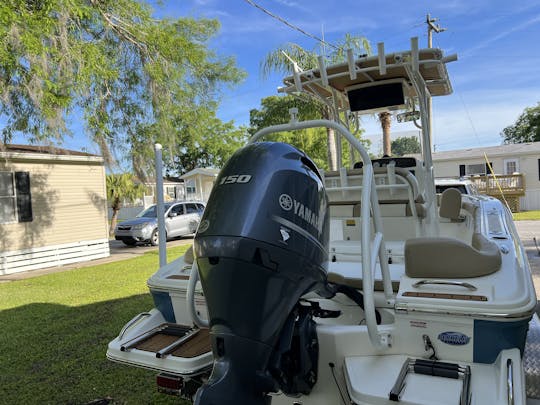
[243,0,338,50]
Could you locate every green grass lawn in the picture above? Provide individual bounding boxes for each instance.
[513,210,540,221]
[0,245,191,405]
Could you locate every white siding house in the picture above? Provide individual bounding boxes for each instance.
[0,145,109,275]
[180,168,219,203]
[431,142,540,210]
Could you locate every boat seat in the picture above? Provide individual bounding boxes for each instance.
[324,166,419,205]
[439,188,464,222]
[404,234,501,278]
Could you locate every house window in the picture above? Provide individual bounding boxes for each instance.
[165,186,177,200]
[504,159,519,175]
[0,171,32,223]
[460,163,493,176]
[186,179,196,194]
[466,164,486,175]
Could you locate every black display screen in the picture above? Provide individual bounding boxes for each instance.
[347,82,405,112]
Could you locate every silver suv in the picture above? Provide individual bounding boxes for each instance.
[114,202,205,246]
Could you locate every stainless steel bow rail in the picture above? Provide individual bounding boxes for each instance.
[389,358,471,405]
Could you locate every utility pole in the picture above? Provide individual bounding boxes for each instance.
[425,14,446,152]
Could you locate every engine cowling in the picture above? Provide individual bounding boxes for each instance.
[193,142,329,404]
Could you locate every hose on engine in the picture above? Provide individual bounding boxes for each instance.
[331,284,382,325]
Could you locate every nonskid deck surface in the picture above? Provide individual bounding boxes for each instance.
[123,323,211,359]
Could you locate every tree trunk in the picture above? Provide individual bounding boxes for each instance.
[109,209,119,237]
[322,106,338,171]
[109,197,121,236]
[349,144,356,168]
[379,111,392,156]
[327,128,338,171]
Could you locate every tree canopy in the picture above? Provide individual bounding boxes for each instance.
[166,111,247,175]
[106,172,145,235]
[0,0,245,177]
[501,103,540,144]
[249,95,328,168]
[249,95,369,170]
[391,136,421,156]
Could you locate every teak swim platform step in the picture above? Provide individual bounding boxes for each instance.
[120,324,211,359]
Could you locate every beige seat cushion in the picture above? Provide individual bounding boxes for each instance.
[439,188,462,220]
[405,235,501,278]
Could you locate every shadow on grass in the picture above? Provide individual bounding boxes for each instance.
[0,295,189,405]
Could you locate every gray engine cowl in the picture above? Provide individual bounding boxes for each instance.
[193,142,330,404]
[196,141,329,265]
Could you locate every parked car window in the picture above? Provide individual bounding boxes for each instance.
[137,203,173,218]
[185,203,198,214]
[195,203,205,212]
[435,184,468,194]
[170,204,184,216]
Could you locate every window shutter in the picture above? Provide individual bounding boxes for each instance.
[459,165,465,177]
[15,172,33,222]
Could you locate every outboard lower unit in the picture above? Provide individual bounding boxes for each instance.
[193,142,330,404]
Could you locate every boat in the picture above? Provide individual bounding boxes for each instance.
[107,37,540,404]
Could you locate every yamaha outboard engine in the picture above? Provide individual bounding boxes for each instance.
[193,142,330,404]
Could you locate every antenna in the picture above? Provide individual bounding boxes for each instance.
[425,14,447,152]
[426,13,447,48]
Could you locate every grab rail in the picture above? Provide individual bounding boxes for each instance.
[250,117,393,349]
[412,280,477,291]
[507,358,514,405]
[119,312,151,340]
[187,261,209,328]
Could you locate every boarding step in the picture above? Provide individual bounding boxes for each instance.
[389,358,470,404]
[120,323,211,359]
[344,351,524,405]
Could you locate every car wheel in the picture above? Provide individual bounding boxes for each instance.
[122,239,137,246]
[150,229,159,246]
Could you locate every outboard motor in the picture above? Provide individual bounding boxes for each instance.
[193,142,330,404]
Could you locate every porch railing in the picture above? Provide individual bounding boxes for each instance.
[469,174,525,197]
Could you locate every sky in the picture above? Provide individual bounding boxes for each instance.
[32,0,540,156]
[155,0,540,154]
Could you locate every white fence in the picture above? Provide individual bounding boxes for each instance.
[0,239,110,275]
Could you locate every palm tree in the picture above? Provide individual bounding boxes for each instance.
[107,173,146,236]
[378,111,392,156]
[261,35,370,170]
